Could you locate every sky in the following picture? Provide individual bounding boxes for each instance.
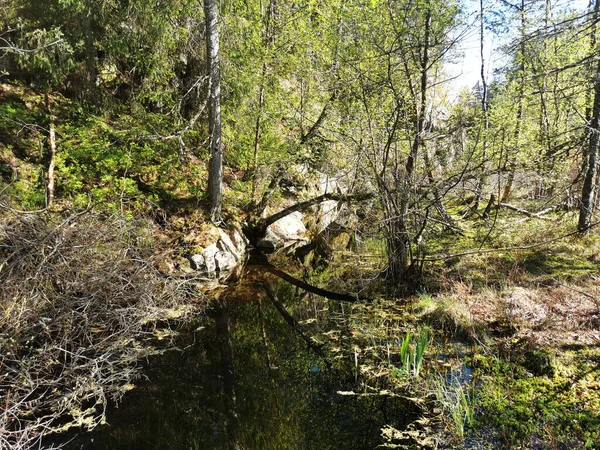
[447,0,592,98]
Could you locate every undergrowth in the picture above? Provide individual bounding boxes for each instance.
[0,206,203,448]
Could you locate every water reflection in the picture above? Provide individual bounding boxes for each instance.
[58,269,417,450]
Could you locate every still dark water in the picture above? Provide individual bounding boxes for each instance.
[54,269,416,450]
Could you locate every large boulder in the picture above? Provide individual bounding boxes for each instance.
[257,166,359,253]
[257,211,309,253]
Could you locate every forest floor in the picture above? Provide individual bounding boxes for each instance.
[1,202,598,449]
[308,212,600,449]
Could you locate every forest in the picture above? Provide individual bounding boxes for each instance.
[1,0,600,448]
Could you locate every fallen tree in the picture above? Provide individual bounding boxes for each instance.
[246,191,375,244]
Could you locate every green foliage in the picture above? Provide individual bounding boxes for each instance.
[391,328,429,379]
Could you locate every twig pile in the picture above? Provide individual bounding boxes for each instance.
[0,209,200,448]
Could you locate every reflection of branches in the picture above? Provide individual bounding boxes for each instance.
[262,283,329,363]
[260,262,365,302]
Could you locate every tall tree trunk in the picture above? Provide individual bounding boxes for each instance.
[83,0,97,97]
[388,5,432,283]
[474,0,489,211]
[45,93,56,208]
[501,0,526,203]
[205,0,223,222]
[578,0,600,232]
[250,81,265,211]
[250,0,276,212]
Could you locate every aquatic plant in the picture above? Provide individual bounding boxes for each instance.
[394,328,429,379]
[413,329,429,378]
[433,373,474,440]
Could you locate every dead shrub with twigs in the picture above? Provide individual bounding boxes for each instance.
[0,208,202,449]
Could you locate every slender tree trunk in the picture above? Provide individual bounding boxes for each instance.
[250,0,276,211]
[205,0,223,222]
[83,0,97,96]
[250,82,265,210]
[424,150,454,227]
[45,93,56,208]
[474,0,489,210]
[387,6,431,282]
[501,0,526,203]
[579,0,600,232]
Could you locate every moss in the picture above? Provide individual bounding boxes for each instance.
[521,348,555,377]
[471,349,600,448]
[522,250,596,281]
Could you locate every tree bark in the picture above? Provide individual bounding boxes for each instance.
[501,0,526,203]
[250,0,277,211]
[474,0,489,210]
[387,5,431,283]
[205,0,223,222]
[579,0,600,232]
[83,0,97,96]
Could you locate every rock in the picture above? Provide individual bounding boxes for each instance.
[189,254,205,271]
[258,211,309,252]
[231,226,249,254]
[200,243,218,273]
[217,228,237,255]
[188,227,249,279]
[317,172,343,231]
[217,227,248,261]
[215,250,237,272]
[257,228,282,252]
[271,211,306,239]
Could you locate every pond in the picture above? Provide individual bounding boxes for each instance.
[53,264,420,450]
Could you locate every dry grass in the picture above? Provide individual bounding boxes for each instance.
[426,276,600,348]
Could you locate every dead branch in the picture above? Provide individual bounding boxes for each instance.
[0,209,202,447]
[261,191,375,230]
[498,202,553,220]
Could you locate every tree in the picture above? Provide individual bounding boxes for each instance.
[579,0,600,232]
[204,0,223,222]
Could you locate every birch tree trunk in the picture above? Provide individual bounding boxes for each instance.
[45,93,56,207]
[205,0,223,222]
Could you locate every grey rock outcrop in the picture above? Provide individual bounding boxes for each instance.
[257,166,358,254]
[189,226,249,279]
[257,211,309,252]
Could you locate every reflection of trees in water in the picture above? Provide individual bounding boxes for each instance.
[55,276,419,450]
[214,300,240,450]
